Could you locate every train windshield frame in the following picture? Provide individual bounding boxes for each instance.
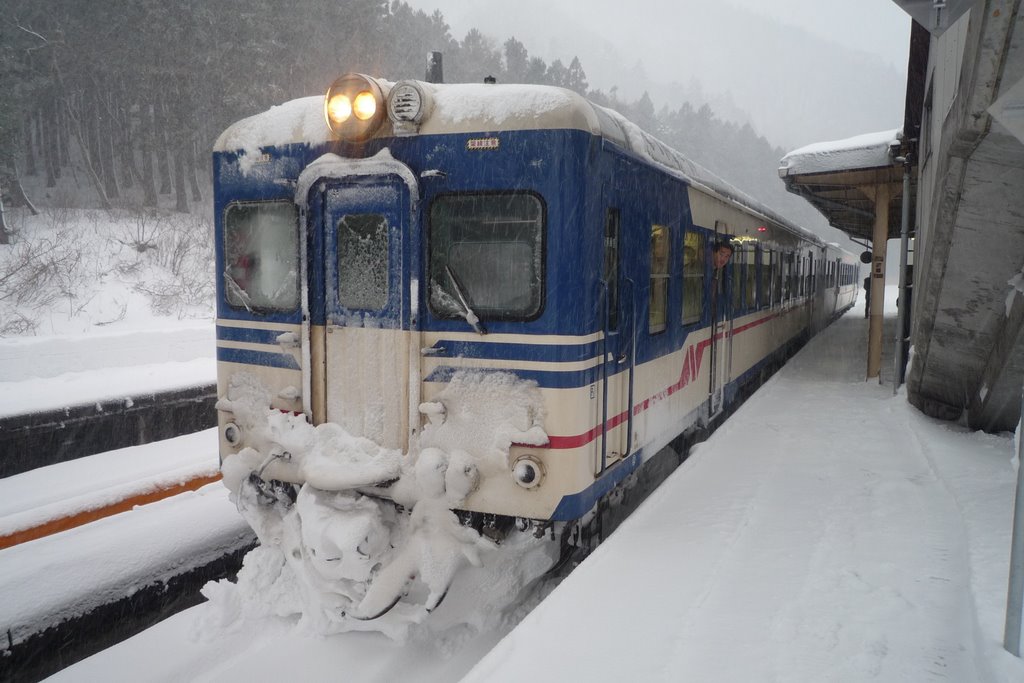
[427,192,546,322]
[223,200,300,313]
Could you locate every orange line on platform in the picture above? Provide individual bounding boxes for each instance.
[0,473,222,550]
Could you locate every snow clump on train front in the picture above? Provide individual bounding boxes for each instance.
[203,370,557,641]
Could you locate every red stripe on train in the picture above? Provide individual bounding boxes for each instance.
[520,311,780,450]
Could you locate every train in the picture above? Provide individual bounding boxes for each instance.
[212,72,859,627]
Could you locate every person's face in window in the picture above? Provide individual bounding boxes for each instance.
[713,246,734,270]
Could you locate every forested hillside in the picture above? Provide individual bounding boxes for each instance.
[0,0,834,240]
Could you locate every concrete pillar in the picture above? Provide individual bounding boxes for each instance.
[867,183,890,380]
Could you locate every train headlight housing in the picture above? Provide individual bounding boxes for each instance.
[324,73,386,142]
[224,422,242,446]
[387,80,433,135]
[511,455,545,489]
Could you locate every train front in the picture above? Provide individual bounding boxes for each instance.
[210,74,596,631]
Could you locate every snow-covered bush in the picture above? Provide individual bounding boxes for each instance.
[0,206,214,336]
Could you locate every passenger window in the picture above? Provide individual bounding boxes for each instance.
[428,193,544,320]
[649,224,669,334]
[338,213,388,310]
[224,201,299,312]
[682,230,705,325]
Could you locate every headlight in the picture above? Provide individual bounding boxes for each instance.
[353,91,377,120]
[224,422,242,446]
[326,94,353,123]
[511,455,545,489]
[324,73,386,141]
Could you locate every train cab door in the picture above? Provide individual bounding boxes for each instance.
[596,206,631,475]
[313,161,419,451]
[708,224,733,421]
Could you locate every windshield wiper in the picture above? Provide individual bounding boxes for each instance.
[445,265,486,335]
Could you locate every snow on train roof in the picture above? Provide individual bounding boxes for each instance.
[214,96,333,155]
[779,128,902,176]
[213,80,819,243]
[212,82,595,155]
[592,104,820,243]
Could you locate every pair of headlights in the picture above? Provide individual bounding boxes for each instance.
[324,73,428,142]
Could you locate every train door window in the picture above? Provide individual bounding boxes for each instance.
[337,213,388,310]
[760,248,771,309]
[649,224,669,334]
[774,252,783,304]
[223,201,299,312]
[745,246,756,309]
[783,253,793,301]
[428,192,545,321]
[733,244,749,311]
[603,209,620,329]
[682,230,705,325]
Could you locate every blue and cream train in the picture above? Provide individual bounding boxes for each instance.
[213,73,858,604]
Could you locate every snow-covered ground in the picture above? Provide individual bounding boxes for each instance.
[0,208,216,418]
[21,288,1023,682]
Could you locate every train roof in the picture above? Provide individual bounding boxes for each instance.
[215,80,823,246]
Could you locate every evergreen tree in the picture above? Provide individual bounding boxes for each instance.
[565,56,588,95]
[504,37,529,83]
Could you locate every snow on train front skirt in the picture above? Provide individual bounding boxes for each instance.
[210,370,560,637]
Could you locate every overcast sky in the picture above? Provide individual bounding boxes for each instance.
[402,0,913,149]
[701,0,911,71]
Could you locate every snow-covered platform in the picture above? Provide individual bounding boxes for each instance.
[463,295,1024,683]
[0,322,215,418]
[32,293,1024,682]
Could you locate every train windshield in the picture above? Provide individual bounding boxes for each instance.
[223,201,299,312]
[337,212,388,310]
[428,193,544,321]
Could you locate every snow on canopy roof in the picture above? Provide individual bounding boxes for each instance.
[779,129,902,176]
[213,79,819,243]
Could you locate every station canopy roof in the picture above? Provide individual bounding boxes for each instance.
[778,128,911,243]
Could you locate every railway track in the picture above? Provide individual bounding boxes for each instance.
[0,384,250,683]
